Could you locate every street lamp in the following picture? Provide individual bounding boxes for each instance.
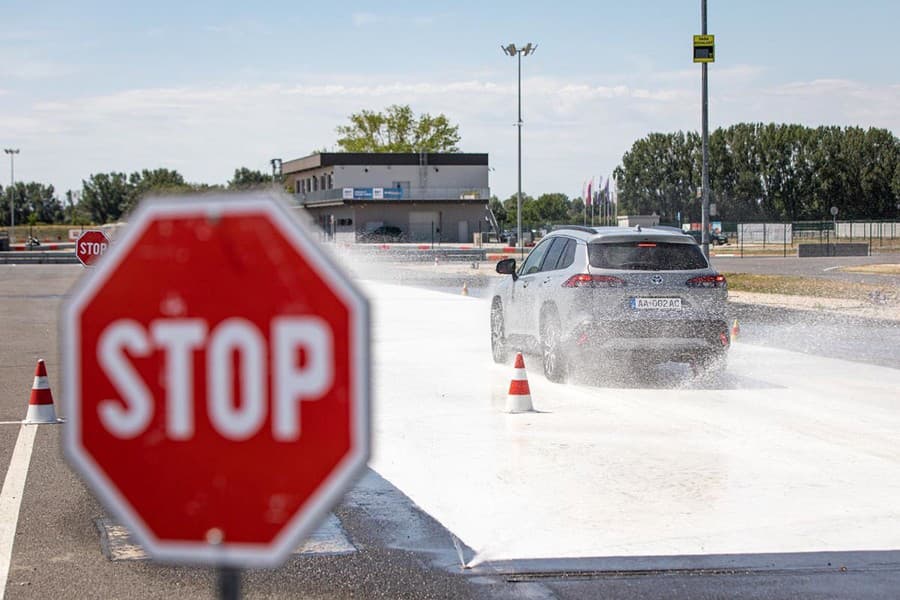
[502,42,537,257]
[270,158,282,185]
[4,148,19,241]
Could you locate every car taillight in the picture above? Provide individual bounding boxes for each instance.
[562,274,626,288]
[686,274,727,288]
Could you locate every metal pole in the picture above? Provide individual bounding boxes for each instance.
[4,149,19,240]
[516,50,523,259]
[700,0,710,259]
[217,566,241,600]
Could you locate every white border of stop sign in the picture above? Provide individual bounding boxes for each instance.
[61,193,371,568]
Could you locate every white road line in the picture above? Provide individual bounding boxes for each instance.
[0,424,38,600]
[823,266,842,271]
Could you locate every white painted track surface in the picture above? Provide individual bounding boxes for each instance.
[364,281,900,565]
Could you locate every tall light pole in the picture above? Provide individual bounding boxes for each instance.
[4,148,19,240]
[699,1,711,259]
[502,42,536,257]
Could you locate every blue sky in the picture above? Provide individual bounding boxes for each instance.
[2,0,899,201]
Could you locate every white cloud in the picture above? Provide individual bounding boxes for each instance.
[351,12,379,27]
[351,11,439,28]
[3,71,899,200]
[0,56,76,80]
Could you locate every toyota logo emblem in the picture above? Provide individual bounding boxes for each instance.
[651,275,663,285]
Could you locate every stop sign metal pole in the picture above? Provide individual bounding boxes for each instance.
[218,565,240,600]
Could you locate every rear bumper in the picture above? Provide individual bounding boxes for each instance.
[565,318,730,360]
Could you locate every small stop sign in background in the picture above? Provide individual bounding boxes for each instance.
[62,194,370,567]
[75,229,110,266]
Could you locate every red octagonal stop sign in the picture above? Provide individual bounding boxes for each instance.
[76,229,110,266]
[61,194,370,567]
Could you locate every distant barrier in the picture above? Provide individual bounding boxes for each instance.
[0,251,80,264]
[797,243,869,257]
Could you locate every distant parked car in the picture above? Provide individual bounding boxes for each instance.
[359,226,404,242]
[490,225,731,381]
[686,230,729,245]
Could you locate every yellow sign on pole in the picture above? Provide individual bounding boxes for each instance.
[693,34,715,63]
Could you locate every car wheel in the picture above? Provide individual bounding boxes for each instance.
[490,299,509,364]
[541,313,567,383]
[692,351,727,378]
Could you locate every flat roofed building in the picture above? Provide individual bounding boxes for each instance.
[283,152,492,244]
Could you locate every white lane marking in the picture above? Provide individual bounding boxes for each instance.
[823,266,842,272]
[0,424,38,600]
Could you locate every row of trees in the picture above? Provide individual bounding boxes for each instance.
[489,192,613,231]
[614,124,900,222]
[0,167,272,227]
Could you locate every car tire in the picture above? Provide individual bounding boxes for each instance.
[490,299,509,364]
[541,312,567,383]
[692,351,727,378]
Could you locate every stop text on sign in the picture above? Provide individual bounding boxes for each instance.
[98,316,333,442]
[79,240,109,256]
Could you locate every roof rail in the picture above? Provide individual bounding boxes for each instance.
[551,225,597,234]
[645,225,687,234]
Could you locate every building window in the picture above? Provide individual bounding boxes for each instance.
[327,173,333,189]
[295,180,301,194]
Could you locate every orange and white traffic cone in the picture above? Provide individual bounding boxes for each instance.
[25,359,60,424]
[731,319,740,341]
[506,352,534,413]
[461,282,469,296]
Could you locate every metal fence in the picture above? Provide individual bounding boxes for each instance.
[729,220,900,256]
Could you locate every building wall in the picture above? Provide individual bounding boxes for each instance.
[331,164,487,190]
[301,202,488,244]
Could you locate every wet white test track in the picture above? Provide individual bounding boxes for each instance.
[362,280,900,573]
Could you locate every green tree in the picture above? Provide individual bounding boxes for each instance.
[502,193,535,230]
[123,168,191,213]
[22,182,63,223]
[335,104,461,153]
[533,193,570,224]
[2,182,63,225]
[615,124,900,222]
[81,173,132,224]
[228,167,271,190]
[488,195,507,228]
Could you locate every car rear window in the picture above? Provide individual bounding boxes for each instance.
[588,241,708,270]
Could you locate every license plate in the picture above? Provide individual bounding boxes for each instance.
[631,297,683,310]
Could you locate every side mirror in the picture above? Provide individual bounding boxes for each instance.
[496,258,517,280]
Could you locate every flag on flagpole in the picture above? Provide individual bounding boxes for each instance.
[587,178,594,226]
[581,181,587,225]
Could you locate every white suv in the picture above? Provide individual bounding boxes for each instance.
[491,226,731,381]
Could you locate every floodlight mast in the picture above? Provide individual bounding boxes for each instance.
[4,148,19,239]
[502,42,537,258]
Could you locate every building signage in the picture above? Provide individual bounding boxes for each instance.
[343,187,404,201]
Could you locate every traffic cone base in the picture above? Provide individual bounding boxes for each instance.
[24,359,61,424]
[506,352,534,413]
[25,404,59,424]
